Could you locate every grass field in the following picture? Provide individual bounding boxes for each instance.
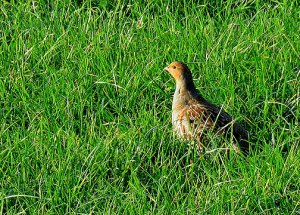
[1,0,299,213]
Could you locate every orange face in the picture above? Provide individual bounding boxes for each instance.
[164,61,186,81]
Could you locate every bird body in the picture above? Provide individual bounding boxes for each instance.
[164,61,249,153]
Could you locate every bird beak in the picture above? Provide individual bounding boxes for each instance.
[164,66,169,71]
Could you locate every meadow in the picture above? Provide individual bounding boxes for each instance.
[0,0,299,213]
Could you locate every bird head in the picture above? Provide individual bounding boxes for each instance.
[164,61,193,82]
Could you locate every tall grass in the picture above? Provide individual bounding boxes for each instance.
[0,0,299,213]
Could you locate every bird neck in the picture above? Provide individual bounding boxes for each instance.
[175,78,196,94]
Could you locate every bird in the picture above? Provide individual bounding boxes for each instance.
[164,61,249,154]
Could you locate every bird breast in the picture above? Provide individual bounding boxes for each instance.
[172,101,212,141]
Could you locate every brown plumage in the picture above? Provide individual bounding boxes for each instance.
[164,61,249,154]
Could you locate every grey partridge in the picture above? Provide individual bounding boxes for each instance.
[164,61,249,154]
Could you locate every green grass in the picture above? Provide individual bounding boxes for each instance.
[1,0,299,213]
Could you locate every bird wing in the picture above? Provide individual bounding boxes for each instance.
[203,102,234,129]
[185,98,230,129]
[201,99,249,153]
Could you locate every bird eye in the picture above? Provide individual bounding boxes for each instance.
[172,66,176,69]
